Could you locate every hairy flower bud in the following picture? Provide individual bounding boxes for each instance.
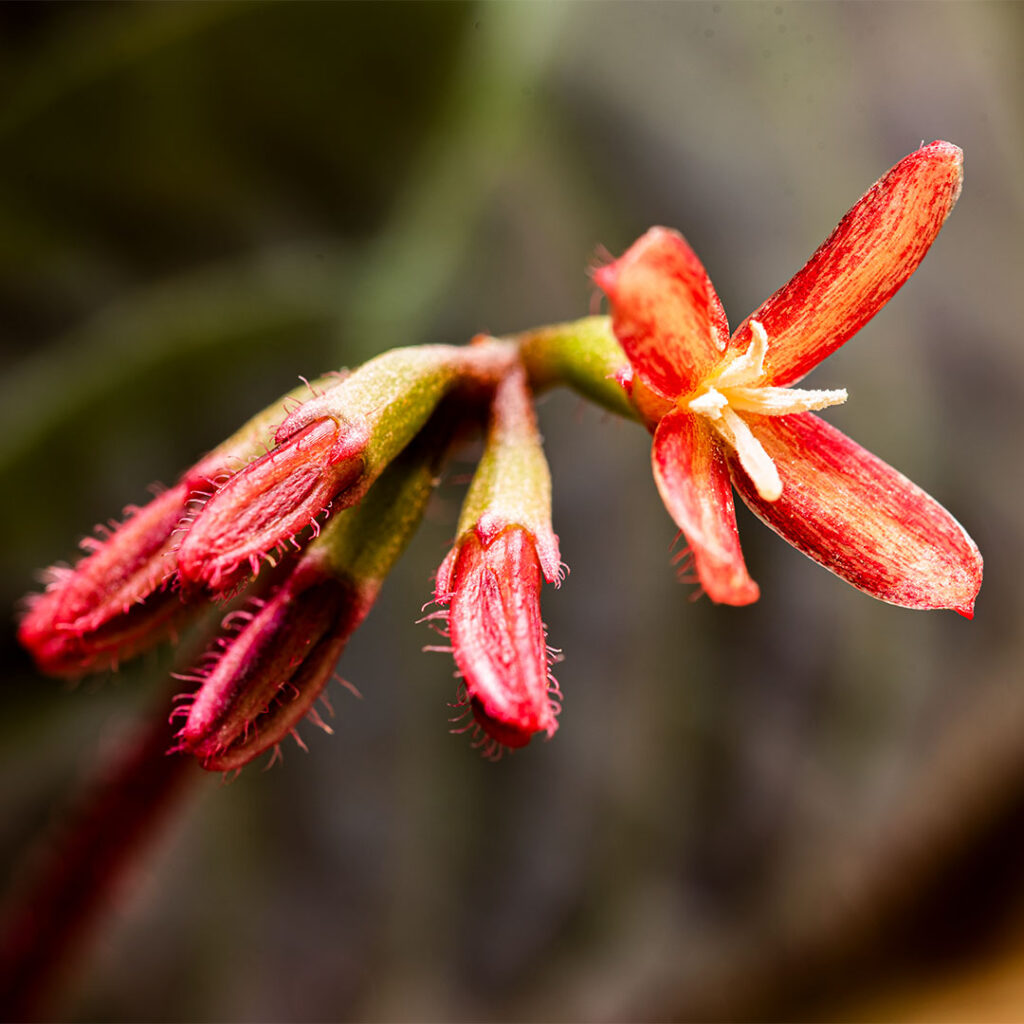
[176,559,371,771]
[176,343,514,594]
[176,418,365,592]
[438,526,558,750]
[433,363,562,754]
[19,484,191,677]
[176,403,463,771]
[19,379,333,678]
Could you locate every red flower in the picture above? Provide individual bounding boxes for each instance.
[595,141,982,615]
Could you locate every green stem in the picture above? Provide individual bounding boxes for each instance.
[514,315,638,421]
[319,399,465,584]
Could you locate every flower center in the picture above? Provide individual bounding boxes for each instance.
[684,320,847,501]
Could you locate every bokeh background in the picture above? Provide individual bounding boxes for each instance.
[1,2,1023,1020]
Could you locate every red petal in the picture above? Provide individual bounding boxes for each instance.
[651,409,759,605]
[594,227,730,399]
[728,412,982,615]
[733,141,964,386]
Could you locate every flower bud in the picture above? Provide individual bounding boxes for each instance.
[177,560,371,771]
[19,379,332,678]
[176,405,461,770]
[176,418,365,593]
[19,484,191,677]
[433,363,562,753]
[439,526,558,750]
[177,343,513,593]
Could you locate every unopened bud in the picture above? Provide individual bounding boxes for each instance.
[19,484,190,677]
[177,402,463,770]
[434,364,562,753]
[177,343,513,594]
[177,560,370,771]
[18,379,333,677]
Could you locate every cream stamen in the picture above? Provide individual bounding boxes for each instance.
[687,387,728,418]
[726,385,848,416]
[710,320,769,389]
[712,407,782,501]
[685,319,847,502]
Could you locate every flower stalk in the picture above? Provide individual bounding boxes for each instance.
[515,315,637,420]
[0,687,200,1020]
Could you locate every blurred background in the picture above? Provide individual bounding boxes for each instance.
[1,2,1022,1020]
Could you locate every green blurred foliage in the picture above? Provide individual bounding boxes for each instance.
[1,2,1023,1021]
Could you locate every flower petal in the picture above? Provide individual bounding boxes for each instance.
[728,412,982,615]
[733,141,964,386]
[651,409,759,605]
[594,227,730,399]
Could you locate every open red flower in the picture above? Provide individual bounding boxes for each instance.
[595,141,982,615]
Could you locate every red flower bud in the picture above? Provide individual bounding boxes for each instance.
[175,558,372,771]
[176,418,365,593]
[18,380,339,678]
[437,525,559,752]
[18,484,192,677]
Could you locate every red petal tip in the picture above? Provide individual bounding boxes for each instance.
[471,698,536,749]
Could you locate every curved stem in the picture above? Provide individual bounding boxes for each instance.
[514,316,638,421]
[0,688,202,1020]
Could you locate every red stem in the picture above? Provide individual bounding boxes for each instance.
[0,692,202,1020]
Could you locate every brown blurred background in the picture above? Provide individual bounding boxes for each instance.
[1,2,1022,1020]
